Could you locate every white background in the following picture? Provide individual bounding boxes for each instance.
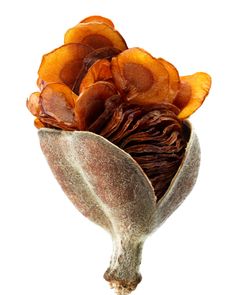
[0,0,235,294]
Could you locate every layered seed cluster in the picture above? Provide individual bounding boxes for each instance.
[27,16,211,200]
[88,98,187,200]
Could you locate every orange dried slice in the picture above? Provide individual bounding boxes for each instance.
[83,47,121,70]
[34,118,45,129]
[176,72,211,119]
[72,47,120,94]
[158,58,180,101]
[64,22,127,51]
[38,43,92,89]
[40,83,78,126]
[27,92,40,116]
[80,15,115,28]
[75,81,117,130]
[111,48,169,105]
[79,59,112,92]
[36,77,47,91]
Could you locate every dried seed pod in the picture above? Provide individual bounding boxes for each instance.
[26,15,211,295]
[38,120,200,294]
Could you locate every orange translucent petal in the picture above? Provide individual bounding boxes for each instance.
[176,72,212,119]
[79,59,112,92]
[40,83,78,125]
[27,92,41,116]
[64,22,127,51]
[111,48,169,105]
[34,118,45,129]
[75,81,117,130]
[36,77,46,91]
[80,15,115,28]
[158,58,180,101]
[38,43,92,89]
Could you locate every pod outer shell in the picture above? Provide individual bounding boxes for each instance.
[38,128,156,235]
[154,120,200,228]
[38,120,200,234]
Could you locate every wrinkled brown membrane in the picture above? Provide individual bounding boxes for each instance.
[88,98,188,201]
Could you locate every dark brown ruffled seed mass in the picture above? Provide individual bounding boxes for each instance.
[88,98,188,201]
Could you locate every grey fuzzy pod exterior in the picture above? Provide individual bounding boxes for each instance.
[38,121,200,294]
[154,120,200,228]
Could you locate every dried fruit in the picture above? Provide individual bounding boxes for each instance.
[27,16,211,295]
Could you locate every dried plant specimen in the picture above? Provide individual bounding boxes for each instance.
[27,15,211,295]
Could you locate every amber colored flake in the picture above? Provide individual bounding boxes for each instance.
[158,58,180,101]
[75,81,117,130]
[71,47,121,94]
[27,92,41,116]
[39,83,78,126]
[34,118,45,128]
[80,59,113,92]
[64,22,127,51]
[38,43,92,89]
[111,48,170,105]
[175,72,211,119]
[80,15,115,28]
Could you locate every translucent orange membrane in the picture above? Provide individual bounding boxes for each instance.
[80,59,113,92]
[38,43,92,89]
[27,92,40,116]
[80,15,115,28]
[157,58,180,101]
[111,48,170,105]
[64,22,127,51]
[75,81,117,130]
[40,83,78,125]
[175,72,212,119]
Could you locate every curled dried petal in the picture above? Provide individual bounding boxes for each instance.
[158,58,180,101]
[175,72,212,119]
[71,47,121,95]
[64,22,127,51]
[83,47,121,70]
[80,15,115,28]
[40,83,78,127]
[27,92,40,116]
[80,59,113,92]
[75,81,117,130]
[34,118,45,129]
[38,43,92,89]
[111,48,170,105]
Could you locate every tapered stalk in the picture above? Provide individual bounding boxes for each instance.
[104,235,144,294]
